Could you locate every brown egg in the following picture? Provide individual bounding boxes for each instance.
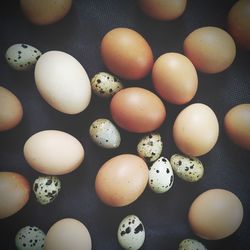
[152,53,198,104]
[224,104,250,150]
[228,0,250,50]
[110,87,166,133]
[0,172,30,219]
[95,154,148,207]
[184,26,236,73]
[101,28,154,80]
[189,189,243,240]
[138,0,187,20]
[173,103,219,156]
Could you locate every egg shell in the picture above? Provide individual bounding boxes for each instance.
[34,51,91,114]
[91,72,123,97]
[0,86,23,132]
[89,118,121,149]
[117,215,145,250]
[179,238,207,250]
[148,157,174,193]
[170,154,204,182]
[15,226,45,250]
[0,172,30,219]
[23,130,84,175]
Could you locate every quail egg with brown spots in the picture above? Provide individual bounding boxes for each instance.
[117,215,145,250]
[170,154,204,182]
[179,238,207,250]
[91,72,123,97]
[33,176,61,205]
[148,157,174,193]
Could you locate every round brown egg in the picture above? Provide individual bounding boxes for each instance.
[224,104,250,150]
[184,26,236,73]
[152,52,198,104]
[95,154,148,207]
[101,28,154,80]
[189,189,243,240]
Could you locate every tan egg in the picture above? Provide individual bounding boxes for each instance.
[95,154,148,207]
[101,28,154,80]
[224,104,250,150]
[0,172,30,219]
[184,26,236,73]
[110,87,166,133]
[20,0,72,25]
[45,218,92,250]
[173,103,219,156]
[189,189,243,240]
[0,86,23,132]
[152,53,198,104]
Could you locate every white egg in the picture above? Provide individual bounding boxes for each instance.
[179,238,207,250]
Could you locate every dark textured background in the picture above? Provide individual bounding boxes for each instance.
[0,0,250,249]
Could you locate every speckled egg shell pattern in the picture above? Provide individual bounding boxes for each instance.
[117,215,145,250]
[91,72,123,97]
[179,238,207,250]
[137,133,163,162]
[33,176,61,205]
[148,157,174,193]
[5,44,41,71]
[15,226,45,250]
[170,154,204,182]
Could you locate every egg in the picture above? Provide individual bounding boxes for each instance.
[5,44,41,71]
[184,26,236,73]
[91,72,123,97]
[95,154,148,207]
[224,104,250,150]
[33,176,61,205]
[0,172,30,219]
[110,87,166,133]
[101,28,154,80]
[45,218,92,250]
[152,53,198,104]
[170,154,204,182]
[0,86,23,132]
[23,130,84,175]
[137,133,163,162]
[34,51,91,114]
[20,0,72,25]
[15,226,45,250]
[138,0,187,20]
[173,103,219,156]
[117,215,145,250]
[89,118,121,149]
[188,189,243,240]
[148,157,174,193]
[178,239,207,250]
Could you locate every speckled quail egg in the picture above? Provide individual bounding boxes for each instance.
[33,176,61,205]
[15,226,45,250]
[89,118,121,149]
[117,215,145,250]
[179,238,207,250]
[137,133,163,162]
[91,72,123,97]
[148,157,174,193]
[170,154,204,182]
[5,44,41,71]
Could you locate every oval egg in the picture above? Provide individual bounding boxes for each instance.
[178,239,207,250]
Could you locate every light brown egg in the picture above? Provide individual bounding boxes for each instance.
[110,87,166,133]
[152,53,198,104]
[95,154,148,207]
[0,172,30,219]
[101,28,154,80]
[189,189,243,240]
[0,86,23,132]
[224,104,250,150]
[184,26,236,73]
[173,103,219,156]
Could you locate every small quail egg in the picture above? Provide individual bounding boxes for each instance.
[91,72,123,97]
[33,176,61,205]
[117,215,145,250]
[179,238,207,250]
[170,154,204,182]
